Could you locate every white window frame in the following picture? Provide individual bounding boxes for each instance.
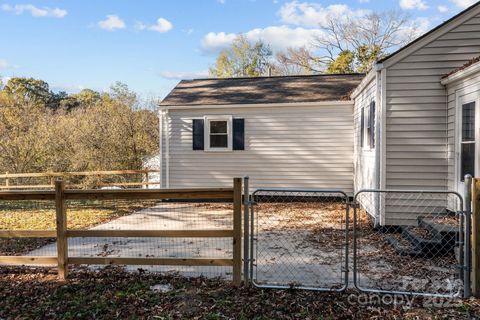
[455,90,480,193]
[361,102,375,151]
[204,115,233,152]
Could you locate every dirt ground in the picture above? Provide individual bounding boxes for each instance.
[0,266,478,320]
[4,200,464,295]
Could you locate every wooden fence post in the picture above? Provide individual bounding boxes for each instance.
[472,178,480,296]
[5,172,9,190]
[55,180,68,280]
[232,177,242,286]
[145,172,149,189]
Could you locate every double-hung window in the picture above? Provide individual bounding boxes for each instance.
[204,115,233,151]
[192,116,244,151]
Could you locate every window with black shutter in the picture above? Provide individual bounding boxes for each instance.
[192,116,245,151]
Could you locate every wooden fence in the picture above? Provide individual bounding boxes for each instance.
[0,170,161,190]
[471,178,480,296]
[0,178,243,285]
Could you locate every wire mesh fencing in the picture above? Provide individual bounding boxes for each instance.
[250,189,349,291]
[59,199,235,278]
[353,190,466,297]
[0,199,57,257]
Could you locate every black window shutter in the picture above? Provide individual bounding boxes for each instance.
[232,118,245,150]
[370,101,375,148]
[192,119,204,150]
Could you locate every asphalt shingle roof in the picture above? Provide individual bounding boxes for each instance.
[159,74,365,106]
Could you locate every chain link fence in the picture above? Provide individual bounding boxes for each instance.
[250,189,349,291]
[353,190,466,297]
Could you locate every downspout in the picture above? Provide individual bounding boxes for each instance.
[159,109,163,188]
[375,63,387,226]
[165,109,170,188]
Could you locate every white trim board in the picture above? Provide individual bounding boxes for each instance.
[159,100,353,111]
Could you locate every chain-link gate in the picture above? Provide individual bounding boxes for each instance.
[353,189,469,298]
[249,188,349,291]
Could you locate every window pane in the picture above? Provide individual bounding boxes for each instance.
[210,121,228,134]
[210,134,228,148]
[360,108,364,147]
[462,102,475,142]
[461,143,475,181]
[370,102,376,148]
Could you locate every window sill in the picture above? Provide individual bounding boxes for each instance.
[204,148,233,153]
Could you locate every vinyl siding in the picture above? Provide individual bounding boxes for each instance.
[162,104,354,194]
[383,12,480,225]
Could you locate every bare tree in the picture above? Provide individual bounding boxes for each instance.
[274,47,326,75]
[275,10,419,74]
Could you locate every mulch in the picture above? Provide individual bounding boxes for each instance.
[0,266,479,320]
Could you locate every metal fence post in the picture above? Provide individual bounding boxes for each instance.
[55,180,68,280]
[464,174,472,298]
[243,176,250,285]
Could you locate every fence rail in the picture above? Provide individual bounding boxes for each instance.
[0,170,161,190]
[0,178,243,285]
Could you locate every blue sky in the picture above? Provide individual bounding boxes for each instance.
[0,0,476,99]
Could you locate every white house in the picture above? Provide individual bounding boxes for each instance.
[155,2,480,226]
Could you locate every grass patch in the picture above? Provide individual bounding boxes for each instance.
[0,200,157,255]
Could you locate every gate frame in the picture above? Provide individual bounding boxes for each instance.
[248,187,351,292]
[352,188,470,298]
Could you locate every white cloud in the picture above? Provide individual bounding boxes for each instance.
[246,26,323,51]
[149,18,173,33]
[159,70,209,80]
[1,3,67,18]
[437,4,449,12]
[396,17,431,41]
[359,0,370,3]
[136,18,173,33]
[278,1,369,27]
[217,0,226,4]
[200,26,324,54]
[98,15,126,31]
[399,0,429,10]
[449,0,477,8]
[201,32,237,53]
[0,59,9,69]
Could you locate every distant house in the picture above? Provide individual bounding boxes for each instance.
[155,2,480,226]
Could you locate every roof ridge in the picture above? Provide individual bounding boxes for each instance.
[181,73,365,82]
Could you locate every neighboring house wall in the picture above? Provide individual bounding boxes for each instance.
[382,11,480,225]
[353,73,379,219]
[161,103,355,194]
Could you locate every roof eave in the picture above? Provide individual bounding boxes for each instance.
[441,60,480,85]
[158,100,354,111]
